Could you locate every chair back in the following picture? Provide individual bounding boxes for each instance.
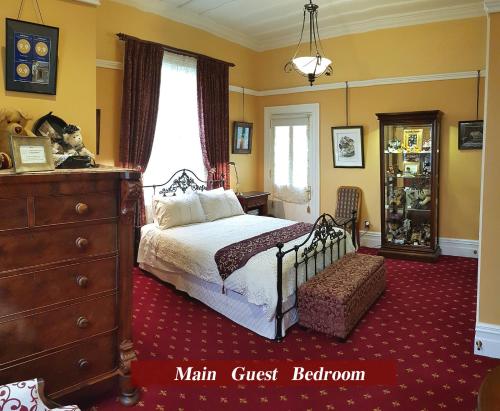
[335,186,362,220]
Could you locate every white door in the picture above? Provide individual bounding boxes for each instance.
[264,104,320,223]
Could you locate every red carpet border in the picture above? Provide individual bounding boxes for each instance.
[93,248,499,411]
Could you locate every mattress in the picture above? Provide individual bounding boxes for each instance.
[137,214,354,336]
[138,261,297,339]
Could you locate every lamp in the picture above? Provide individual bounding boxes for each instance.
[228,161,240,194]
[284,0,333,86]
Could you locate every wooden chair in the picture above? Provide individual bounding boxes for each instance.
[334,186,362,246]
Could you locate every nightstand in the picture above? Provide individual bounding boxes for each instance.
[237,191,270,216]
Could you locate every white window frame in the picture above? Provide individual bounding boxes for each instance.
[264,103,320,220]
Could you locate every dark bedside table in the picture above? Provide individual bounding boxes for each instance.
[237,191,270,216]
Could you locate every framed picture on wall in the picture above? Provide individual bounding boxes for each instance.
[458,120,483,149]
[232,121,253,154]
[5,19,59,95]
[331,126,364,168]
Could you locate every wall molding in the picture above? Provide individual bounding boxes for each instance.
[256,70,486,97]
[96,60,486,98]
[96,59,123,70]
[111,0,258,51]
[484,1,500,13]
[107,0,485,51]
[228,85,259,97]
[475,322,500,359]
[360,232,479,258]
[75,0,100,5]
[261,3,485,51]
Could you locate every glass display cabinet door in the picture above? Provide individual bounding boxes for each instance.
[377,111,441,262]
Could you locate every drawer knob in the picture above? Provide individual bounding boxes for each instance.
[77,316,89,329]
[75,203,89,215]
[76,275,89,288]
[78,358,89,369]
[75,237,89,249]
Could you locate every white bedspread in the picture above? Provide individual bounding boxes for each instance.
[138,214,354,318]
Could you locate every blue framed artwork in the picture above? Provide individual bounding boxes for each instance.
[5,18,59,95]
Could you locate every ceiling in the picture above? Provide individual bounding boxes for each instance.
[113,0,485,51]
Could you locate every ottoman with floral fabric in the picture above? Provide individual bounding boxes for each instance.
[298,253,386,340]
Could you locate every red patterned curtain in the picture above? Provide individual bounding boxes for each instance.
[197,57,230,189]
[119,36,164,224]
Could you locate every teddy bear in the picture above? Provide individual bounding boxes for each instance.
[0,108,36,137]
[0,152,12,169]
[62,124,95,159]
[0,109,37,166]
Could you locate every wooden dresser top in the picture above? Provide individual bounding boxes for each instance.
[0,166,140,186]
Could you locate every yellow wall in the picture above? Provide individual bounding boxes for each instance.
[95,0,259,174]
[257,18,486,90]
[478,12,500,324]
[0,0,97,152]
[229,93,259,192]
[255,17,486,240]
[257,79,484,239]
[3,0,483,241]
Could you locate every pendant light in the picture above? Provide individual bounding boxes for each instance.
[284,0,333,86]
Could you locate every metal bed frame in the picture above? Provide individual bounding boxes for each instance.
[141,169,357,341]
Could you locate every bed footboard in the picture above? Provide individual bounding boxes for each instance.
[275,211,357,341]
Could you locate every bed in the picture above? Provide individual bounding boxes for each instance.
[138,169,357,340]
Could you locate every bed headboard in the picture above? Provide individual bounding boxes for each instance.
[143,168,225,197]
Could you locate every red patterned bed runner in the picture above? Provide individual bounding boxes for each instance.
[215,222,313,281]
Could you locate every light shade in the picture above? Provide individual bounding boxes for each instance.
[292,56,332,76]
[284,1,333,86]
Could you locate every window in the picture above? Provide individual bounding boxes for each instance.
[142,51,206,189]
[271,114,311,203]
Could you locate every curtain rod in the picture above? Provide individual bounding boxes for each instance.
[116,33,235,67]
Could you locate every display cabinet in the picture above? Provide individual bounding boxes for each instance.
[376,111,442,262]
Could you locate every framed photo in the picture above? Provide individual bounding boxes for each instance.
[458,120,483,150]
[5,19,59,95]
[331,126,364,168]
[232,122,253,154]
[403,129,423,152]
[10,135,54,173]
[403,161,419,176]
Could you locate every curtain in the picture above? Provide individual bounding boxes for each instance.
[119,38,164,224]
[197,57,230,189]
[271,115,310,204]
[142,52,205,222]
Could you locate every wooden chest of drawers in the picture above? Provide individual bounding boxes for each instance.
[0,168,141,406]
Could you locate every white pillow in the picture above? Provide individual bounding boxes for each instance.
[153,193,206,229]
[198,189,244,221]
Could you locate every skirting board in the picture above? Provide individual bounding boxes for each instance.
[475,322,500,359]
[359,231,479,258]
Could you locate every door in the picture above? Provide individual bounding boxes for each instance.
[264,104,320,223]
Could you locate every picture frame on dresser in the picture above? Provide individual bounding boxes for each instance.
[10,135,54,173]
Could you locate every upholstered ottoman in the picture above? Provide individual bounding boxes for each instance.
[298,253,386,340]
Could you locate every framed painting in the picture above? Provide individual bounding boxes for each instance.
[5,18,59,95]
[458,120,483,150]
[232,122,253,154]
[331,126,364,168]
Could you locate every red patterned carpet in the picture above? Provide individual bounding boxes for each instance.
[93,248,499,411]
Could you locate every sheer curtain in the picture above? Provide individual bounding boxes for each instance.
[271,115,310,204]
[143,51,206,191]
